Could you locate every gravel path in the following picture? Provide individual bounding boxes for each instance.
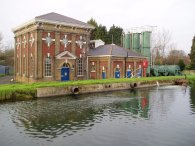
[0,75,14,84]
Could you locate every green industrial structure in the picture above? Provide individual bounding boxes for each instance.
[122,31,151,76]
[122,31,181,77]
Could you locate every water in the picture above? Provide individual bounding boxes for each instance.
[0,85,195,146]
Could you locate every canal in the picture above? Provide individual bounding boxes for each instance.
[0,85,195,146]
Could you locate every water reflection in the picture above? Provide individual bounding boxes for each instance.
[190,85,195,113]
[11,90,150,139]
[1,86,195,146]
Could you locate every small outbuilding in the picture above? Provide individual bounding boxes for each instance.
[87,44,148,79]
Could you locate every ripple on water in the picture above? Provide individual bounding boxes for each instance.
[1,86,195,146]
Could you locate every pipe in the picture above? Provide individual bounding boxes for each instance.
[71,87,79,95]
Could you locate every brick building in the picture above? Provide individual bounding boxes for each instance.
[13,12,148,83]
[88,44,147,79]
[13,12,94,82]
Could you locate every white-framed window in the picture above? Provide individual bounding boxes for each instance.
[77,58,83,76]
[45,57,52,77]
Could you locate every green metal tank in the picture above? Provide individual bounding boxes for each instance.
[166,65,181,76]
[159,66,169,76]
[132,33,140,51]
[141,31,151,76]
[151,65,181,76]
[125,33,130,49]
[142,31,151,48]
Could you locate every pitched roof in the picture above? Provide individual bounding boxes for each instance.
[88,44,146,58]
[13,12,94,32]
[35,12,93,29]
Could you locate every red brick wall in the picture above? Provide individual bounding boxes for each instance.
[42,32,55,77]
[21,34,27,75]
[60,33,72,53]
[75,35,85,58]
[113,61,123,77]
[15,37,21,74]
[28,32,35,77]
[99,61,108,79]
[42,32,55,58]
[89,61,97,79]
[126,62,134,71]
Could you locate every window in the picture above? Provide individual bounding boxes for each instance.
[45,57,52,77]
[30,56,34,77]
[91,62,96,72]
[23,56,26,75]
[17,56,19,74]
[77,58,83,76]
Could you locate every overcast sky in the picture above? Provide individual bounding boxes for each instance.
[0,0,194,53]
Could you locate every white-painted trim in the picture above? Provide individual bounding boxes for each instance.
[35,18,94,29]
[87,55,147,58]
[12,17,94,32]
[56,51,77,59]
[12,19,36,32]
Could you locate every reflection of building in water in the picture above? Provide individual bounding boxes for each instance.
[12,100,101,139]
[12,90,151,139]
[117,90,150,119]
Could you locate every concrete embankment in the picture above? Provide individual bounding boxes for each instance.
[37,80,174,98]
[0,78,187,101]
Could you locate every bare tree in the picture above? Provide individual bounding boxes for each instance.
[151,29,172,65]
[152,29,171,56]
[166,49,186,65]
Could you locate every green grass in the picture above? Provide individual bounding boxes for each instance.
[0,76,185,97]
[185,75,195,85]
[0,74,5,77]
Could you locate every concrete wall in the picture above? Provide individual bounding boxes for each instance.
[36,81,174,98]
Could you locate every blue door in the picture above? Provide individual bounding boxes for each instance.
[115,71,120,78]
[102,71,106,79]
[61,67,70,81]
[126,70,131,78]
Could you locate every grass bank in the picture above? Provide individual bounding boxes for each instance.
[0,74,5,77]
[0,76,186,102]
[185,75,195,85]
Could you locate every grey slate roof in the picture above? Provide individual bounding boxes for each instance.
[88,44,146,58]
[35,12,93,29]
[13,12,94,32]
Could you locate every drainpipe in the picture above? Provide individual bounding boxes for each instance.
[124,52,128,78]
[87,56,89,79]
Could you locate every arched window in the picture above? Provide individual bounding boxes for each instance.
[62,63,69,68]
[45,57,52,77]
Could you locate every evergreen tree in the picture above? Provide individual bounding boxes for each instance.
[87,19,123,45]
[87,18,98,40]
[106,25,123,46]
[178,59,185,71]
[189,36,195,69]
